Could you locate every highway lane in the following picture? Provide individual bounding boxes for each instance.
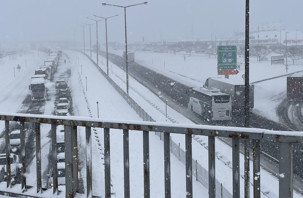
[106,51,303,182]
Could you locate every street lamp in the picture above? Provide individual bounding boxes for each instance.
[285,32,288,71]
[102,2,148,94]
[87,17,103,65]
[82,24,86,53]
[83,23,93,58]
[94,14,118,75]
[244,0,251,198]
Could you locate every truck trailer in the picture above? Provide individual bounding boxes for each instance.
[287,73,303,101]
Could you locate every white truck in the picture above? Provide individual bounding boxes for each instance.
[29,77,47,101]
[204,77,254,113]
[123,51,135,63]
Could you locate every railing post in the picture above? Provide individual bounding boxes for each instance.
[5,120,11,188]
[72,126,78,193]
[35,123,41,193]
[244,139,250,198]
[86,126,92,198]
[143,130,150,198]
[164,132,171,198]
[64,125,74,197]
[279,142,293,198]
[123,129,130,198]
[232,137,240,198]
[185,134,192,198]
[51,124,58,194]
[104,128,111,198]
[253,139,260,198]
[20,121,26,191]
[208,136,216,198]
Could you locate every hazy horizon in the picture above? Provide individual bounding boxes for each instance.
[0,0,303,44]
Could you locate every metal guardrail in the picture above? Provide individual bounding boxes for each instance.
[83,52,233,197]
[0,113,302,198]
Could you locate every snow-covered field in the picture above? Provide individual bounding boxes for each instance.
[111,49,303,123]
[0,48,302,197]
[91,49,303,197]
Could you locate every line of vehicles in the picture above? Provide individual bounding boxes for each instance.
[46,125,66,188]
[192,72,303,122]
[55,80,71,116]
[0,125,24,185]
[29,50,61,101]
[187,77,254,121]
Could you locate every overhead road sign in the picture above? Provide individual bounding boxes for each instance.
[217,46,237,75]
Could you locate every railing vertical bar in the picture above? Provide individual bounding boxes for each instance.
[208,136,215,198]
[86,126,92,198]
[253,139,260,198]
[164,132,171,198]
[72,126,78,193]
[5,120,11,188]
[185,134,192,198]
[123,129,130,198]
[35,123,41,193]
[244,139,250,198]
[51,123,58,194]
[20,121,26,191]
[232,137,240,198]
[64,125,74,197]
[143,130,150,198]
[279,142,293,198]
[104,127,111,198]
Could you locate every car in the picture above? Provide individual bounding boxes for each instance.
[0,153,20,184]
[55,103,69,116]
[56,126,65,153]
[57,98,70,109]
[57,152,65,163]
[10,130,21,154]
[48,162,65,188]
[55,80,70,97]
[55,80,68,89]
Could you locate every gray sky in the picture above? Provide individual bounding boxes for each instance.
[0,0,303,43]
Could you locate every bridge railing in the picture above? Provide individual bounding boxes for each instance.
[0,113,302,198]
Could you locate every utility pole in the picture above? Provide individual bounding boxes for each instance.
[286,32,288,72]
[94,14,118,75]
[87,17,102,65]
[83,25,86,53]
[102,2,148,94]
[244,0,250,198]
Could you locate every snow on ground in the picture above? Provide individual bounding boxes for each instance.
[92,49,303,197]
[0,48,302,197]
[111,49,303,122]
[67,51,208,197]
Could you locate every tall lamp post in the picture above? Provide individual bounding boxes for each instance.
[244,0,252,198]
[82,25,86,53]
[94,14,118,75]
[83,23,93,58]
[87,17,103,65]
[102,2,148,94]
[285,32,288,70]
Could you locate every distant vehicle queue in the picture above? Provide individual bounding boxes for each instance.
[29,50,61,101]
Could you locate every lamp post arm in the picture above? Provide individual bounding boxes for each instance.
[102,3,124,8]
[125,2,148,8]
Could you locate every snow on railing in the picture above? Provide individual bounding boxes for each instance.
[0,113,302,198]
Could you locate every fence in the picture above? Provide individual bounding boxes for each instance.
[0,113,301,198]
[83,52,233,197]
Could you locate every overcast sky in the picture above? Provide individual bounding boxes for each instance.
[0,0,303,44]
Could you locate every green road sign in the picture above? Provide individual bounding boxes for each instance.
[217,46,237,70]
